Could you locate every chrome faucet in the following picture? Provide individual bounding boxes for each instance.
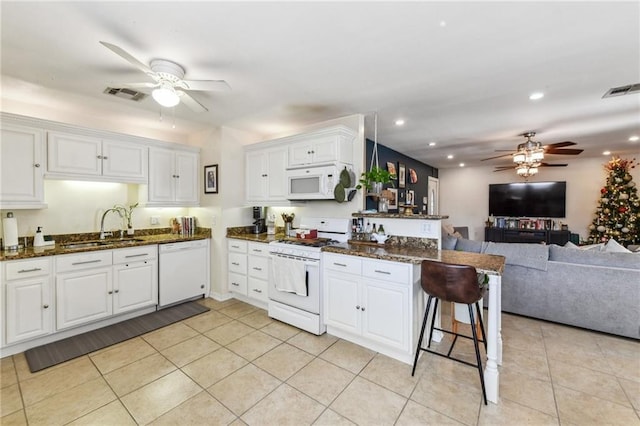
[99,208,120,240]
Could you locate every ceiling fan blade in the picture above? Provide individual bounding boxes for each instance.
[545,141,576,148]
[545,148,584,155]
[99,41,155,77]
[182,79,231,92]
[539,163,568,167]
[493,168,512,172]
[482,153,514,161]
[177,90,208,113]
[119,82,158,89]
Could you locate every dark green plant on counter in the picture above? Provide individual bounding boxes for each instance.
[356,166,396,191]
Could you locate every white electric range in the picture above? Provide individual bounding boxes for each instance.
[267,217,350,335]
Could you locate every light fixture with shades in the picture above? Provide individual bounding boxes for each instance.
[516,164,539,177]
[152,82,180,108]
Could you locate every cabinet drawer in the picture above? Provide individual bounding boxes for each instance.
[229,272,247,294]
[227,239,248,253]
[362,259,410,284]
[56,251,113,273]
[248,255,269,280]
[113,245,157,264]
[228,253,247,274]
[5,258,51,280]
[248,277,268,303]
[248,242,269,257]
[323,253,361,275]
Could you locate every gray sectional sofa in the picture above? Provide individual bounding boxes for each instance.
[446,236,640,339]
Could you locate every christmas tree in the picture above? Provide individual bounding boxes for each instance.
[588,156,639,246]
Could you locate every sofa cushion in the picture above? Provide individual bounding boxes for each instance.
[564,241,579,249]
[483,241,549,271]
[603,239,632,253]
[441,234,458,250]
[549,244,640,270]
[455,238,483,253]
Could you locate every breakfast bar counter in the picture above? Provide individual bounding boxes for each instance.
[322,243,506,404]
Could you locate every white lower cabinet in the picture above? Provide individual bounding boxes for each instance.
[113,245,158,314]
[323,252,420,364]
[56,251,113,330]
[3,258,53,344]
[227,239,269,305]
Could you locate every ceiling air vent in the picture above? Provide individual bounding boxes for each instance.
[602,83,640,98]
[103,87,148,102]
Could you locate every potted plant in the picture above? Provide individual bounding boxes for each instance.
[356,166,396,195]
[114,202,138,235]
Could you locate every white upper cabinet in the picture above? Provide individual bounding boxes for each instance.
[286,126,356,168]
[0,123,46,209]
[147,147,199,206]
[47,131,148,183]
[245,146,287,203]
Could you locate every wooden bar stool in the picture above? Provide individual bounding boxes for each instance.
[412,260,488,405]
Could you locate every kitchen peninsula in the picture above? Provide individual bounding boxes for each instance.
[322,239,505,404]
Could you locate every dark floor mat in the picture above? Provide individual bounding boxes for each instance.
[24,301,209,373]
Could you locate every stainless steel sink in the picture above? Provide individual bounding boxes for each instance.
[61,241,111,250]
[114,238,144,245]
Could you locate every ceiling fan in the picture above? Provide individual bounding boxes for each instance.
[100,41,231,113]
[481,132,584,162]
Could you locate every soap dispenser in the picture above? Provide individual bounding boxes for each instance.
[34,226,45,247]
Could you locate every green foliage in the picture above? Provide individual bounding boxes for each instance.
[356,166,396,191]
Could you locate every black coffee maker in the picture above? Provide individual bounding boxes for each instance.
[252,206,267,234]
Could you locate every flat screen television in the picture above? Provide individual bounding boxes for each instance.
[489,181,566,218]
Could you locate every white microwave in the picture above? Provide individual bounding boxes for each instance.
[286,165,340,200]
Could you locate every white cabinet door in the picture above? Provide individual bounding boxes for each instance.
[102,139,147,182]
[5,276,52,344]
[361,278,409,351]
[174,150,198,204]
[266,148,287,200]
[248,276,268,303]
[246,150,267,201]
[310,136,339,164]
[0,124,45,208]
[288,143,313,167]
[324,270,360,334]
[113,259,157,314]
[148,147,199,206]
[47,131,102,176]
[56,267,113,330]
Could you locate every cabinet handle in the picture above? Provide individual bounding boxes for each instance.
[125,253,147,258]
[114,289,119,293]
[71,259,101,266]
[253,267,262,271]
[231,245,240,249]
[108,290,113,294]
[311,150,315,154]
[102,156,108,160]
[356,305,360,310]
[34,163,41,168]
[231,282,239,286]
[374,270,391,275]
[175,175,180,178]
[18,267,42,273]
[43,304,49,309]
[97,155,103,159]
[252,249,262,253]
[231,262,240,266]
[333,262,347,267]
[253,289,262,293]
[361,307,365,312]
[201,285,205,289]
[307,151,311,154]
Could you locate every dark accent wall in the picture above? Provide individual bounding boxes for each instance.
[364,139,438,211]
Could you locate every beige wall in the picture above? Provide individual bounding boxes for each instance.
[439,154,640,242]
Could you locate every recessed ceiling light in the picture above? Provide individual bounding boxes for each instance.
[447,154,454,159]
[629,135,639,142]
[459,163,465,167]
[439,20,447,27]
[603,151,611,155]
[529,92,544,100]
[395,119,405,126]
[428,142,436,146]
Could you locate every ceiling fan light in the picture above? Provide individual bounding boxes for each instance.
[516,164,538,177]
[152,85,180,107]
[531,150,545,161]
[513,153,526,163]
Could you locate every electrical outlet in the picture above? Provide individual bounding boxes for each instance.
[150,216,160,225]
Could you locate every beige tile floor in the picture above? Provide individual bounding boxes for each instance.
[1,297,639,425]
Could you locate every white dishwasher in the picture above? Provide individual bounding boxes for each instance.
[159,239,209,308]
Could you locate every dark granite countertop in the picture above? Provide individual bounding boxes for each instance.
[225,233,282,243]
[323,243,505,274]
[1,230,211,261]
[352,213,449,220]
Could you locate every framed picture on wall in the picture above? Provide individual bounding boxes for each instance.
[407,189,415,206]
[387,188,398,210]
[204,164,218,194]
[398,163,406,188]
[386,162,397,176]
[409,168,418,184]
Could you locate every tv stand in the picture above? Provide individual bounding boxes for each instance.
[485,228,570,245]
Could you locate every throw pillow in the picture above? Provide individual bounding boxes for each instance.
[455,238,483,253]
[564,241,579,249]
[441,234,458,250]
[602,238,632,253]
[578,243,604,251]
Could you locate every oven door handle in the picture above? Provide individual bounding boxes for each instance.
[305,269,309,295]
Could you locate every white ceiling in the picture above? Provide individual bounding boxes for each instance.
[1,1,639,169]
